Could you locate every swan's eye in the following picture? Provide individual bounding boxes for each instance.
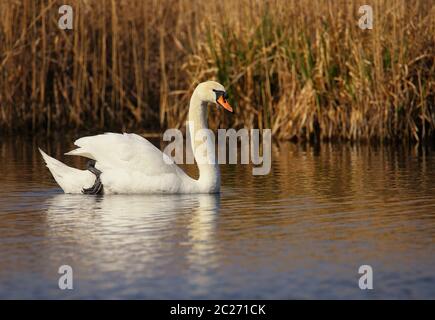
[213,89,226,101]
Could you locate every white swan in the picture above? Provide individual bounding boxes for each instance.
[39,81,233,194]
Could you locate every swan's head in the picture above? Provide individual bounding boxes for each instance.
[195,81,233,113]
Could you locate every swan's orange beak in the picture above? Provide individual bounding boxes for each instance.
[217,96,233,113]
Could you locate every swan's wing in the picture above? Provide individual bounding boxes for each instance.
[65,133,179,176]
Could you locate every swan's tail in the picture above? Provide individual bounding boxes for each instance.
[39,148,94,194]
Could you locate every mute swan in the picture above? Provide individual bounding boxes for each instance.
[39,81,233,194]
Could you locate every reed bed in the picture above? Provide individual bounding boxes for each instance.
[0,0,434,141]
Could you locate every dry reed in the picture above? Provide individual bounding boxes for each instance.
[0,0,434,141]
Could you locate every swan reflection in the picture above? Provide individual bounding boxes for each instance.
[44,193,220,290]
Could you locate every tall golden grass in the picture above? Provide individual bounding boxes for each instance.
[0,0,434,141]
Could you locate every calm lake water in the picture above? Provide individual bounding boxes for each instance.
[0,135,434,299]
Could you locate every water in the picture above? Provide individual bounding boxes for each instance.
[1,136,435,299]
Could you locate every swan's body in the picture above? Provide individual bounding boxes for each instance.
[40,133,202,194]
[40,81,233,194]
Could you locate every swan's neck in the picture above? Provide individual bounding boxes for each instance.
[188,91,220,192]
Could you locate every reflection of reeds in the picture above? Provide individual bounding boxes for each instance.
[0,0,433,141]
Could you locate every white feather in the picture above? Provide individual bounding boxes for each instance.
[39,148,95,193]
